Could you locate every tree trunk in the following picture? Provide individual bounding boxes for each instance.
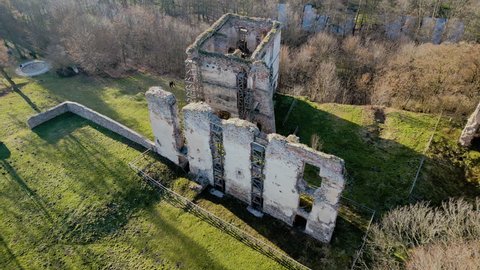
[0,67,20,91]
[13,43,26,59]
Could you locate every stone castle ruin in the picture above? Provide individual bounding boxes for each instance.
[27,14,345,243]
[184,13,281,133]
[146,86,345,243]
[144,14,345,243]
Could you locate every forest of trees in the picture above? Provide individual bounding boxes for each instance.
[0,0,479,114]
[279,33,480,116]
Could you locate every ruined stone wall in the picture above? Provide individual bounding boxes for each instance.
[222,118,259,204]
[277,3,288,25]
[182,102,216,184]
[30,88,345,243]
[199,16,274,55]
[263,134,345,242]
[197,55,248,116]
[146,87,184,165]
[263,134,304,224]
[284,137,345,242]
[186,14,281,134]
[460,102,480,147]
[193,53,276,133]
[146,90,345,243]
[27,101,155,150]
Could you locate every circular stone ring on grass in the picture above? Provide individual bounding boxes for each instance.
[15,60,51,77]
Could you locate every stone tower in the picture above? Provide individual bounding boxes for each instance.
[185,13,281,133]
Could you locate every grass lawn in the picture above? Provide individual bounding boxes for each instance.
[1,70,478,270]
[274,96,479,212]
[0,72,284,270]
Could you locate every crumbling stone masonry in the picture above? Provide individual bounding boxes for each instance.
[182,102,216,185]
[30,86,346,243]
[264,134,345,242]
[146,87,184,166]
[146,87,346,243]
[459,102,480,147]
[185,13,281,134]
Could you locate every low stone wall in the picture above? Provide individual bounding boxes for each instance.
[27,102,69,129]
[27,101,155,150]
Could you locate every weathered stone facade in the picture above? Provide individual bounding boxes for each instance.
[30,87,346,243]
[182,102,216,184]
[185,13,281,133]
[222,118,258,204]
[146,87,184,165]
[263,134,345,242]
[459,102,480,147]
[29,13,344,243]
[147,89,346,243]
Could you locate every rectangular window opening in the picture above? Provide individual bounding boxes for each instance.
[303,163,322,187]
[298,193,313,213]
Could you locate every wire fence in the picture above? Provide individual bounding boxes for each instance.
[282,99,297,126]
[349,208,376,270]
[350,112,444,269]
[129,150,311,270]
[130,150,378,270]
[338,195,376,270]
[407,112,444,199]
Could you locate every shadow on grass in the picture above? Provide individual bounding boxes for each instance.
[0,143,53,222]
[0,143,11,160]
[0,234,25,270]
[274,95,431,212]
[0,160,53,222]
[29,113,154,242]
[141,206,229,270]
[27,113,237,269]
[13,83,40,113]
[274,95,479,236]
[193,191,362,270]
[411,135,480,203]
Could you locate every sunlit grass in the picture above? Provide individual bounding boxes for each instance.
[0,72,284,270]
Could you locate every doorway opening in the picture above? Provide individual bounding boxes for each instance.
[293,215,307,230]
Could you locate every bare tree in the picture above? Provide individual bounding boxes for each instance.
[358,198,480,270]
[0,42,19,91]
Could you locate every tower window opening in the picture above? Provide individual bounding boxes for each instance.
[237,27,250,57]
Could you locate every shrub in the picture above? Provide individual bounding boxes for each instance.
[372,43,480,116]
[358,198,480,269]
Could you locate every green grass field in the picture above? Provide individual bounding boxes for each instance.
[275,96,436,210]
[1,71,478,269]
[0,73,285,270]
[274,96,479,211]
